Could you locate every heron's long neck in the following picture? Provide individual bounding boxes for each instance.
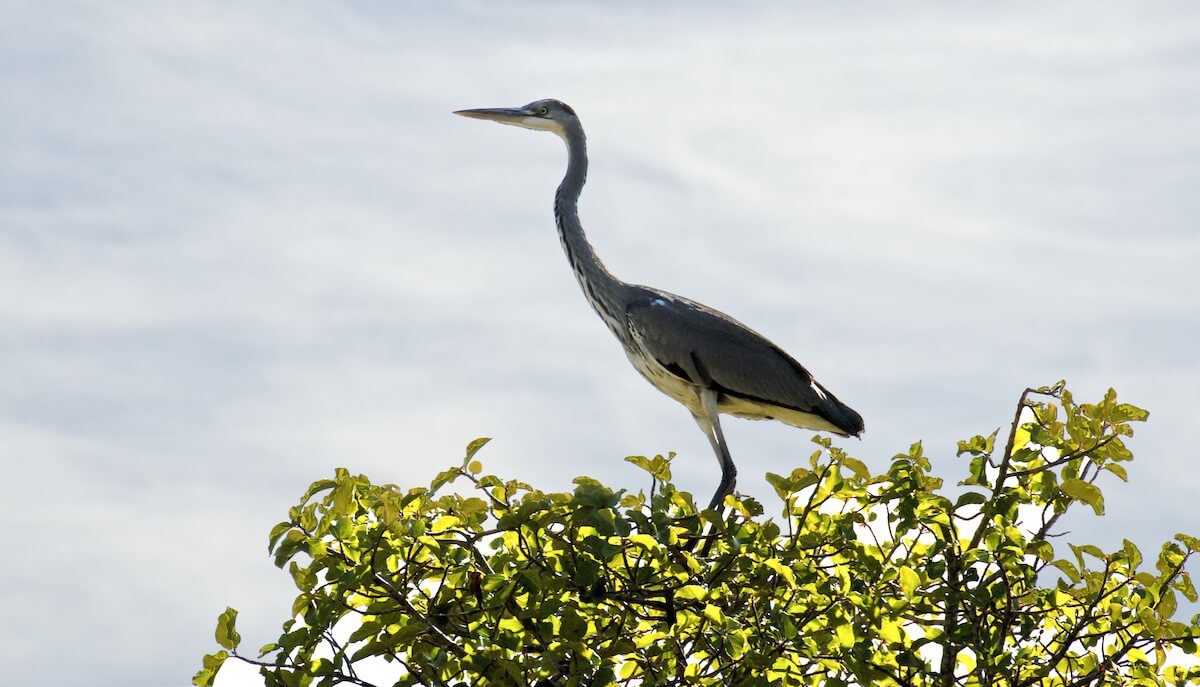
[554,128,628,333]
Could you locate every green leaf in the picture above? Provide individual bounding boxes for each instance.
[835,622,856,648]
[648,454,673,481]
[464,437,492,462]
[1071,543,1106,563]
[1174,570,1198,602]
[1176,533,1200,552]
[624,455,652,471]
[573,482,618,509]
[192,651,228,687]
[1026,539,1054,562]
[1122,539,1142,569]
[331,480,356,515]
[956,432,995,457]
[1011,425,1033,453]
[765,472,791,499]
[878,617,904,645]
[842,456,871,481]
[1050,559,1081,584]
[1060,479,1105,515]
[703,604,726,624]
[560,608,588,642]
[458,496,488,517]
[899,566,920,598]
[268,522,293,552]
[196,384,1192,687]
[300,479,337,503]
[1158,589,1178,619]
[390,624,424,646]
[954,491,987,509]
[625,454,672,482]
[1114,402,1149,423]
[763,558,797,588]
[429,467,460,493]
[1138,607,1162,637]
[907,440,931,469]
[214,607,241,651]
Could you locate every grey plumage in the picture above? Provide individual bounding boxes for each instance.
[455,99,863,513]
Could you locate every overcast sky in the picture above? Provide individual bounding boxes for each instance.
[3,3,1199,686]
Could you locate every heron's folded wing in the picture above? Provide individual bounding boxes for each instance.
[624,292,828,414]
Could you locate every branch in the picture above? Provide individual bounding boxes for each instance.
[938,523,962,687]
[970,388,1039,550]
[1006,434,1120,478]
[1019,559,1116,687]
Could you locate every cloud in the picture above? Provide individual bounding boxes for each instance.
[2,3,1198,685]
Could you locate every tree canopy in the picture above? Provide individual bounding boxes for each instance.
[196,383,1200,686]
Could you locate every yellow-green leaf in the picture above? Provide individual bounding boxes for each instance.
[430,514,461,532]
[332,480,356,515]
[842,456,871,481]
[1050,559,1081,584]
[836,622,856,648]
[764,558,797,588]
[1012,426,1032,451]
[458,497,488,517]
[214,607,240,651]
[1060,479,1105,515]
[465,437,491,461]
[1176,533,1200,552]
[899,566,920,598]
[628,533,661,552]
[879,618,903,644]
[703,604,726,624]
[192,651,228,687]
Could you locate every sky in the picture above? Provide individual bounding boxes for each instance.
[3,2,1199,686]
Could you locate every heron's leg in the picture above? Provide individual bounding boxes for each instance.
[692,387,736,512]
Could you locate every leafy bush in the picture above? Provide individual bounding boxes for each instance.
[196,383,1200,686]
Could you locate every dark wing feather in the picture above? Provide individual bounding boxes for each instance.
[625,288,863,435]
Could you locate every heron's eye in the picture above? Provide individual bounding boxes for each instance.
[538,106,549,115]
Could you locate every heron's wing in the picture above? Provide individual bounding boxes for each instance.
[625,289,861,433]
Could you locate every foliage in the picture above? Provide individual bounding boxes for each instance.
[195,383,1200,686]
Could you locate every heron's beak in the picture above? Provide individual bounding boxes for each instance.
[453,107,530,125]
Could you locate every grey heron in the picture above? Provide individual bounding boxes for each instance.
[455,99,864,514]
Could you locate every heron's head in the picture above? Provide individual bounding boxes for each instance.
[454,99,578,139]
